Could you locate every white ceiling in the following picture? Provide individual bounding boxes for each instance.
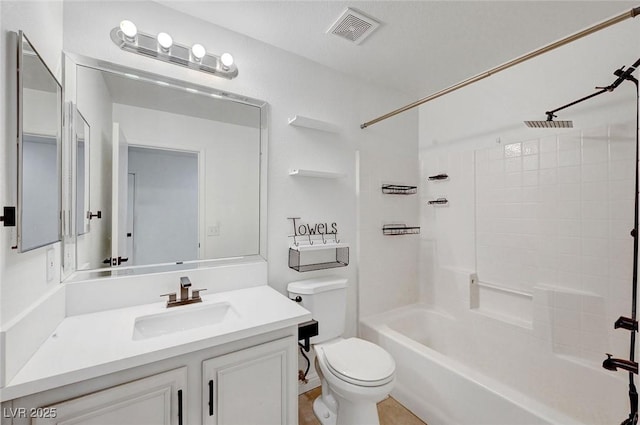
[159,1,639,96]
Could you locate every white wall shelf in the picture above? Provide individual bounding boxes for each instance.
[289,169,345,179]
[287,115,339,133]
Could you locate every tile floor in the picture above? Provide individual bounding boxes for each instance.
[298,387,427,425]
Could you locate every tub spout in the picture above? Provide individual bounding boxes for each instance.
[603,354,639,374]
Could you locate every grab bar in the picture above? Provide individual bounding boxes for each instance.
[472,278,533,298]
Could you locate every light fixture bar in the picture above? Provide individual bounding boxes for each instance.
[110,25,238,79]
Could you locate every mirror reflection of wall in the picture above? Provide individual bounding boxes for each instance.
[21,135,58,249]
[75,65,262,271]
[19,33,62,252]
[75,110,90,236]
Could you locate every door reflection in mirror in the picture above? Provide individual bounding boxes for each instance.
[128,147,198,265]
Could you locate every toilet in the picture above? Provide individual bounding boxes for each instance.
[288,277,395,425]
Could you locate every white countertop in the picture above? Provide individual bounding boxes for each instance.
[1,285,311,401]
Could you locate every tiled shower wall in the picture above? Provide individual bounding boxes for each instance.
[475,121,636,363]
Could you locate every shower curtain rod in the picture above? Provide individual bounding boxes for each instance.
[360,6,640,129]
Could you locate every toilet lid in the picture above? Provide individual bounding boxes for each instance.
[322,338,395,385]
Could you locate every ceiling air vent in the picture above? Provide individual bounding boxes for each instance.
[327,8,381,45]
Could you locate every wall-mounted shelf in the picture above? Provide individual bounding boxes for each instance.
[428,173,449,181]
[381,184,417,195]
[289,242,349,272]
[289,169,345,179]
[288,115,339,133]
[382,224,420,236]
[428,198,448,206]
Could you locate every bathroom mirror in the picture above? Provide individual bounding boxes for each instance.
[17,31,62,252]
[68,56,266,276]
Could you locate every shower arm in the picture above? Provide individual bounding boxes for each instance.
[544,88,609,121]
[545,57,640,121]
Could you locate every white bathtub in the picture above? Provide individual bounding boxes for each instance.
[360,305,584,425]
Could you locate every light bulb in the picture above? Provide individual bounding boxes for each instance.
[191,43,206,60]
[220,53,234,67]
[119,20,137,41]
[157,32,173,51]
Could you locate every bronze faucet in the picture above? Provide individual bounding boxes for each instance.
[161,276,207,308]
[603,353,639,375]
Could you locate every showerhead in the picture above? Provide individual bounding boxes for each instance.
[525,119,573,128]
[524,112,573,128]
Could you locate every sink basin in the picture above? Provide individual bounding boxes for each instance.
[133,302,238,340]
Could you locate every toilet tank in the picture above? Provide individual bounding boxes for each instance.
[287,276,347,344]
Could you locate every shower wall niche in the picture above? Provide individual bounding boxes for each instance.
[473,121,635,363]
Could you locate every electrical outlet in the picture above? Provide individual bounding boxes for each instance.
[46,248,55,282]
[207,224,220,236]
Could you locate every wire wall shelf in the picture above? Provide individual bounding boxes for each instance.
[288,242,349,272]
[381,184,417,195]
[382,224,421,236]
[428,173,449,181]
[428,198,448,206]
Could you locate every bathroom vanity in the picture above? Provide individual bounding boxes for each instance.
[1,285,310,425]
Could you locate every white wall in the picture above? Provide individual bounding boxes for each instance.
[419,18,640,424]
[0,0,64,387]
[0,4,64,322]
[358,113,420,318]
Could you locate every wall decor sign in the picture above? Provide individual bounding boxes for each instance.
[288,217,340,246]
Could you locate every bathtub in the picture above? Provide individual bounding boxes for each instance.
[360,304,584,425]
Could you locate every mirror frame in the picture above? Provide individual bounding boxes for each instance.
[74,108,90,236]
[63,53,269,281]
[16,31,63,252]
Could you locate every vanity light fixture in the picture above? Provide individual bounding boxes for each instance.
[119,20,137,41]
[110,20,238,79]
[191,43,206,61]
[156,32,173,52]
[220,52,234,68]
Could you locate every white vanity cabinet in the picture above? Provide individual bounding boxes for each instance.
[3,332,299,425]
[32,368,187,425]
[1,286,310,425]
[202,336,296,425]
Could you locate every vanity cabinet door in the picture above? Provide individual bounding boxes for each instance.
[33,367,187,425]
[202,336,296,425]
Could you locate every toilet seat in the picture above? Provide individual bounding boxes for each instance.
[321,338,395,387]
